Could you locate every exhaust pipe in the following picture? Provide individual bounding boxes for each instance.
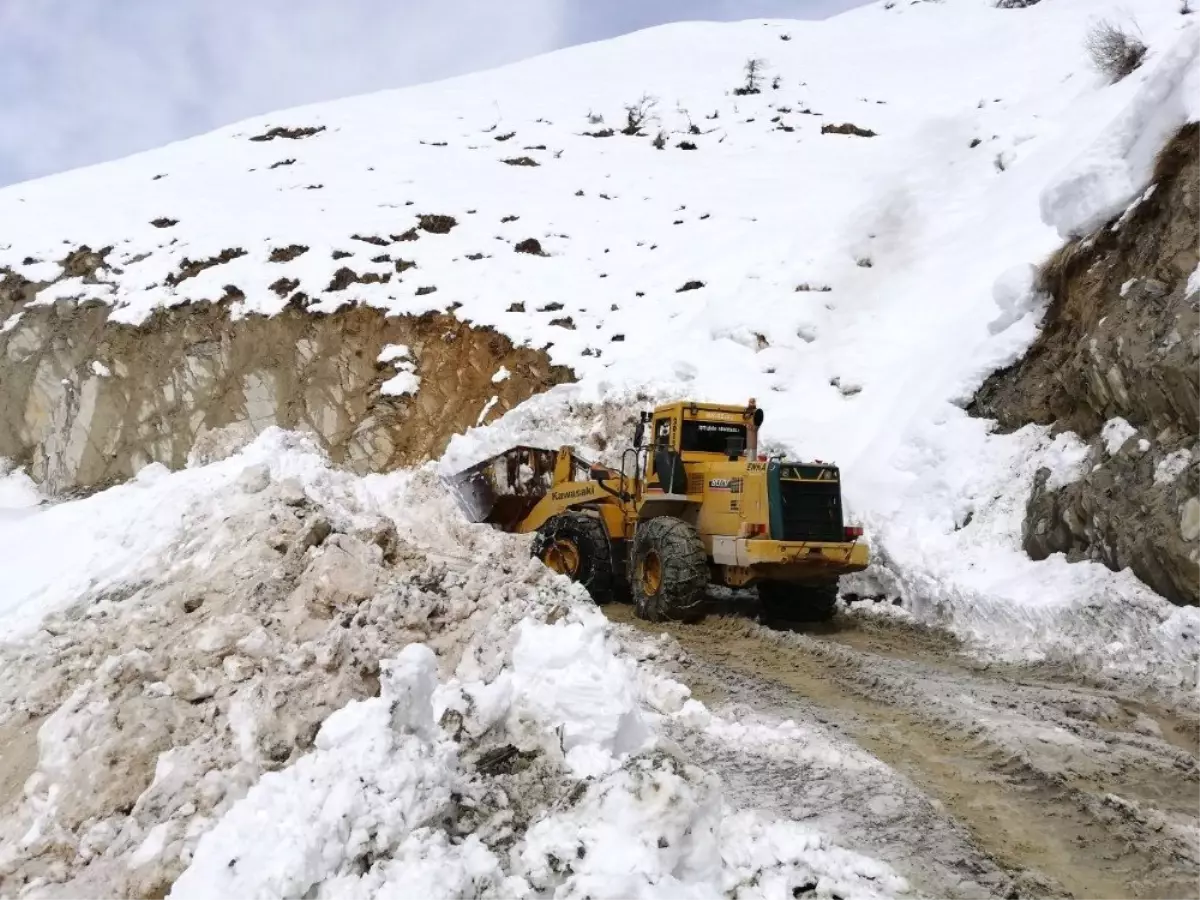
[746,397,758,459]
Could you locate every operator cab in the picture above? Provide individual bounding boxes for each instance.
[636,399,764,494]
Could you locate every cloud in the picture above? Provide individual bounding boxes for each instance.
[0,0,566,186]
[0,0,865,187]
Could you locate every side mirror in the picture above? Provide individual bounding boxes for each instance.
[753,408,764,427]
[633,421,645,448]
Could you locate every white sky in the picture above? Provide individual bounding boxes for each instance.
[0,0,865,187]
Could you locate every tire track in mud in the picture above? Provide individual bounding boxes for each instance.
[607,604,1200,900]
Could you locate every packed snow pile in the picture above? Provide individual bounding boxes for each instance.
[0,431,906,898]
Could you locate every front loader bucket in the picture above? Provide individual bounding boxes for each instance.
[445,446,559,531]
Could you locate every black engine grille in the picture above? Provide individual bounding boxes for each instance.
[776,479,844,542]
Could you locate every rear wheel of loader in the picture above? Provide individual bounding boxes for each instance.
[631,517,707,624]
[758,580,838,624]
[532,512,615,604]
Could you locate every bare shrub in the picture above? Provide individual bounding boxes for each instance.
[622,94,658,136]
[1084,19,1147,82]
[652,130,667,150]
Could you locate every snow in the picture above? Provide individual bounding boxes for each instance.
[170,644,460,900]
[376,343,411,363]
[1155,448,1193,485]
[508,616,652,776]
[377,343,421,397]
[0,465,41,513]
[0,458,260,637]
[89,359,111,377]
[491,366,511,384]
[1188,260,1200,297]
[380,371,420,397]
[517,756,906,900]
[987,263,1044,335]
[1101,416,1138,455]
[476,394,500,426]
[1040,23,1200,238]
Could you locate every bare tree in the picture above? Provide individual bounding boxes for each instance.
[1084,19,1147,82]
[734,58,767,95]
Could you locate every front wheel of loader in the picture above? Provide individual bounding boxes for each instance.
[532,512,616,604]
[758,580,838,624]
[631,517,708,624]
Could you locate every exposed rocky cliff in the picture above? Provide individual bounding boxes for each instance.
[0,256,572,495]
[970,124,1199,606]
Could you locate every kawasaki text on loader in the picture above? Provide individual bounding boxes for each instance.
[449,399,868,623]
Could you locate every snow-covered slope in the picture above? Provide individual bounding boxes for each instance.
[2,0,1197,681]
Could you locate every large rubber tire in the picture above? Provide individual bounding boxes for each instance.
[531,512,616,604]
[758,580,838,623]
[630,517,708,624]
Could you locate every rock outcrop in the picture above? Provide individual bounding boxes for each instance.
[970,124,1199,605]
[0,270,572,495]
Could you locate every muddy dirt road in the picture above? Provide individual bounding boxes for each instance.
[606,603,1200,900]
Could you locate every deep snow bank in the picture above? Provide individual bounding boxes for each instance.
[1039,24,1200,238]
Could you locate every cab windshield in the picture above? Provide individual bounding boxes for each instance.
[680,420,747,453]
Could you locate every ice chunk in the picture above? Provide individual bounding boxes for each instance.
[380,371,421,396]
[1101,417,1138,455]
[510,616,652,774]
[987,263,1042,335]
[378,343,421,396]
[376,343,411,363]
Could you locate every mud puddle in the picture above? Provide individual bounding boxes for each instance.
[607,603,1200,899]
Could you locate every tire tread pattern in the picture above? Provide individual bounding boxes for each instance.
[631,517,708,623]
[532,511,615,604]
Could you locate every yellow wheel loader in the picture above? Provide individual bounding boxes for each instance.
[449,399,869,623]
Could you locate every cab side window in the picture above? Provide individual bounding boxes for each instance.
[653,418,671,447]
